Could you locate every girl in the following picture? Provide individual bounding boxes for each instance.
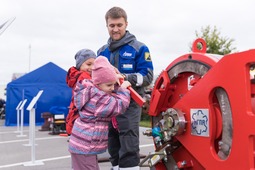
[68,56,131,170]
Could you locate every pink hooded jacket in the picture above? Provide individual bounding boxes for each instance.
[68,79,130,155]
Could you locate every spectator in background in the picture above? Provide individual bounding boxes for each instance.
[0,98,5,108]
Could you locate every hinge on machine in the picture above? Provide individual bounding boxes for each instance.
[139,144,170,168]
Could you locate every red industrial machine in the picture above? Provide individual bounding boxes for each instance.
[140,38,255,169]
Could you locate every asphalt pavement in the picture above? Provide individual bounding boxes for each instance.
[0,119,154,170]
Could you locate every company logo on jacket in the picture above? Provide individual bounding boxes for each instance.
[123,52,132,57]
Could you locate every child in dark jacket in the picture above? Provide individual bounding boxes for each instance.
[68,56,131,170]
[65,49,96,135]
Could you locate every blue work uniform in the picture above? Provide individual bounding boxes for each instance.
[98,31,154,168]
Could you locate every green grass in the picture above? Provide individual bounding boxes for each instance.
[139,119,151,128]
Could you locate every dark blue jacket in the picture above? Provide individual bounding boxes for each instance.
[97,31,154,97]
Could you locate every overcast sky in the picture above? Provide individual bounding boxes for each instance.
[0,0,255,85]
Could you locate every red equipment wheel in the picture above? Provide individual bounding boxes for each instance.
[141,38,255,170]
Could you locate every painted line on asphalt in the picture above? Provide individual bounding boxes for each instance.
[0,155,71,168]
[140,143,154,148]
[0,129,29,134]
[0,143,154,168]
[0,136,65,144]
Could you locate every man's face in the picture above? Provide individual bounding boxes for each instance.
[106,17,128,41]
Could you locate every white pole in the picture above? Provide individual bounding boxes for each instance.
[23,90,44,166]
[31,108,35,163]
[17,99,27,137]
[28,44,31,72]
[15,101,22,133]
[23,110,33,146]
[23,107,43,166]
[20,105,25,136]
[16,108,20,132]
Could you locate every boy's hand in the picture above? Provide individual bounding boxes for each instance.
[120,81,131,89]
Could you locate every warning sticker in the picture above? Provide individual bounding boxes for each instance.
[144,52,151,61]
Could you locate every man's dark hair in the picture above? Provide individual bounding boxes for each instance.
[105,6,127,23]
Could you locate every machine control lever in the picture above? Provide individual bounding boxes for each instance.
[139,144,170,168]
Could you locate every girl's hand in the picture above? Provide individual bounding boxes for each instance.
[116,73,124,85]
[120,81,131,89]
[113,67,120,74]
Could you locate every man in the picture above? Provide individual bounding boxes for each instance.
[97,6,154,170]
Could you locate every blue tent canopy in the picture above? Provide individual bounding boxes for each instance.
[5,62,72,126]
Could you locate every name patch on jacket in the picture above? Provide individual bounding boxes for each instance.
[122,64,133,70]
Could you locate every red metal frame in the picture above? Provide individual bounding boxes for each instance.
[149,39,255,169]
